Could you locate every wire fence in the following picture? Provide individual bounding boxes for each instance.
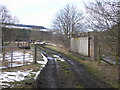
[0,46,33,69]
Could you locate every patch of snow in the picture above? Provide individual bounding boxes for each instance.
[34,42,41,44]
[10,64,23,68]
[47,57,53,60]
[34,53,49,80]
[1,83,11,88]
[37,53,48,65]
[37,61,46,65]
[48,43,56,46]
[41,64,46,68]
[0,69,36,88]
[58,58,65,62]
[34,68,42,80]
[0,66,7,69]
[0,53,2,57]
[53,55,60,58]
[53,55,65,62]
[31,72,36,74]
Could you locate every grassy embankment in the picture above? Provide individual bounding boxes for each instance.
[44,45,119,88]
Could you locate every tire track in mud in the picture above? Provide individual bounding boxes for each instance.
[36,55,58,88]
[36,45,111,88]
[65,59,108,88]
[36,50,82,88]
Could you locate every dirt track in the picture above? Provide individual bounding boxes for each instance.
[36,46,111,88]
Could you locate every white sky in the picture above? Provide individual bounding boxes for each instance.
[0,0,93,28]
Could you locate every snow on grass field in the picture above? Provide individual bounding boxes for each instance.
[0,50,33,69]
[0,68,38,88]
[0,50,48,88]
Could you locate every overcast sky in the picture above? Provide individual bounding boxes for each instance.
[0,0,93,28]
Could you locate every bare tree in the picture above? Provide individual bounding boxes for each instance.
[84,1,119,31]
[0,6,11,23]
[0,6,19,24]
[0,6,19,46]
[52,4,83,38]
[84,0,120,62]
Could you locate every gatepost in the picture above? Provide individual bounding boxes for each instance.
[30,43,37,64]
[0,20,2,90]
[90,35,98,61]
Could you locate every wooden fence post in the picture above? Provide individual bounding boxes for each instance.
[116,55,118,65]
[98,46,101,64]
[116,49,118,65]
[2,48,5,61]
[11,48,13,67]
[23,48,25,66]
[34,44,37,64]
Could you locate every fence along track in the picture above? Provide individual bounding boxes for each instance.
[70,31,119,65]
[0,45,33,69]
